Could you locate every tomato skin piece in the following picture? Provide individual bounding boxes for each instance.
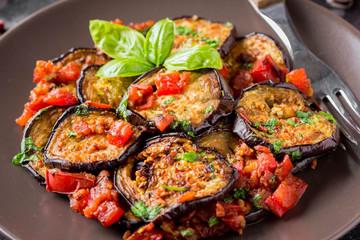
[107,121,134,147]
[56,61,81,83]
[155,71,190,96]
[265,174,308,217]
[128,84,155,110]
[177,191,196,203]
[96,201,124,227]
[218,64,229,80]
[43,88,78,106]
[15,106,36,126]
[45,169,95,194]
[276,154,293,181]
[153,112,175,131]
[251,54,288,83]
[84,101,111,109]
[286,68,311,97]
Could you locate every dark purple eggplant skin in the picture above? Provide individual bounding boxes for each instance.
[21,106,69,185]
[51,47,108,64]
[43,105,145,173]
[172,16,236,58]
[119,67,234,135]
[76,65,100,104]
[233,81,340,163]
[114,132,238,223]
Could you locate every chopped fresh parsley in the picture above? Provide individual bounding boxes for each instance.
[131,201,162,220]
[164,96,175,105]
[285,119,300,127]
[176,26,198,36]
[12,137,43,165]
[219,124,227,129]
[259,132,274,138]
[253,194,263,209]
[234,188,249,200]
[176,152,199,162]
[180,229,194,237]
[299,132,304,138]
[286,150,302,161]
[118,92,130,121]
[272,141,284,154]
[208,216,219,227]
[300,118,314,125]
[239,63,254,69]
[251,134,259,137]
[75,104,89,116]
[223,196,233,203]
[254,122,260,128]
[319,111,337,124]
[68,131,77,138]
[201,105,213,114]
[160,184,188,192]
[225,22,233,27]
[170,120,194,137]
[200,36,220,48]
[296,111,312,119]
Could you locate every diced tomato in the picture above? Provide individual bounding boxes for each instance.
[286,68,312,97]
[215,202,246,232]
[233,160,244,174]
[128,20,155,31]
[218,64,229,80]
[254,145,271,153]
[107,121,134,147]
[237,142,256,158]
[33,60,58,83]
[73,121,92,136]
[15,106,36,126]
[43,88,78,106]
[230,69,253,98]
[85,101,111,109]
[110,18,124,25]
[153,112,175,131]
[56,62,82,83]
[125,223,163,240]
[177,191,196,203]
[275,154,293,181]
[45,169,95,194]
[155,71,190,96]
[265,174,308,217]
[251,54,288,83]
[128,84,155,110]
[257,153,278,174]
[95,201,124,227]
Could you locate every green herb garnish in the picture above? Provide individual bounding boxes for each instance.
[253,194,263,209]
[180,229,194,237]
[160,184,188,192]
[201,105,213,114]
[175,26,198,36]
[208,216,219,227]
[68,132,77,138]
[225,22,233,27]
[12,137,43,165]
[164,96,175,105]
[272,141,284,154]
[176,152,199,162]
[224,196,233,203]
[118,92,130,121]
[131,201,162,220]
[75,104,89,116]
[285,119,300,127]
[234,188,249,200]
[286,150,302,161]
[296,111,312,119]
[239,63,254,69]
[319,111,337,124]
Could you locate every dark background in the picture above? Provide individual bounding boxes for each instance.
[0,0,359,239]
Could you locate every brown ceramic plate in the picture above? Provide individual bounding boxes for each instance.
[0,0,359,239]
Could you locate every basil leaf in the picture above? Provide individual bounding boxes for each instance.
[97,58,154,78]
[89,20,146,59]
[163,45,222,71]
[145,18,175,67]
[319,111,337,124]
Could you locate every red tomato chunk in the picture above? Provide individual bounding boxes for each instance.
[107,121,134,147]
[155,71,190,96]
[286,68,312,97]
[128,84,155,110]
[69,171,124,227]
[43,88,78,106]
[153,112,175,131]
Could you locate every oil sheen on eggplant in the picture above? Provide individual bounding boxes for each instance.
[123,67,234,134]
[77,65,135,108]
[115,134,238,223]
[172,15,236,58]
[22,106,68,184]
[43,105,144,172]
[233,81,340,160]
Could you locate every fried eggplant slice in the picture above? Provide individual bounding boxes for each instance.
[77,65,134,108]
[223,33,289,97]
[115,134,238,223]
[21,106,68,184]
[121,67,234,135]
[43,105,144,172]
[52,47,110,67]
[233,81,340,161]
[173,15,236,58]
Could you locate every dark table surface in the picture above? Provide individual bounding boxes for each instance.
[0,0,359,239]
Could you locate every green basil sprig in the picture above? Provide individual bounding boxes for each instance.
[89,18,222,78]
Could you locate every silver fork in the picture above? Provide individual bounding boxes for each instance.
[248,0,360,145]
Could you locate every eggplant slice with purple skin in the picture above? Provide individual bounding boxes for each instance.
[52,47,110,66]
[76,65,135,108]
[121,67,234,135]
[114,133,238,223]
[43,105,145,172]
[172,15,236,58]
[233,81,340,162]
[21,106,69,184]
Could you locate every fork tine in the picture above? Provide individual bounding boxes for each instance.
[335,89,360,120]
[324,93,360,135]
